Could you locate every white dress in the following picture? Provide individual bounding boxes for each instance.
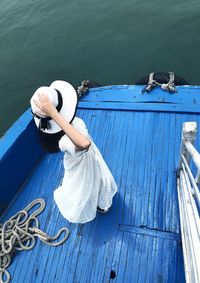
[53,117,118,224]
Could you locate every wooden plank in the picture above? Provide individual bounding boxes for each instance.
[81,85,200,105]
[0,110,45,215]
[1,108,191,283]
[78,100,200,113]
[118,224,180,241]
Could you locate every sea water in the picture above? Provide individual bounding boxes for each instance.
[0,0,200,136]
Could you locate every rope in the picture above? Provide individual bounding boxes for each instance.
[0,199,70,283]
[77,80,90,97]
[77,80,102,97]
[142,72,176,93]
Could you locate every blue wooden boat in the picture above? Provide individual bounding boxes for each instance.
[1,83,200,283]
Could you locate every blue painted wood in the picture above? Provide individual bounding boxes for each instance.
[118,224,180,241]
[79,101,200,113]
[3,85,200,282]
[79,85,200,113]
[1,106,191,282]
[0,109,32,158]
[0,109,45,215]
[82,85,200,104]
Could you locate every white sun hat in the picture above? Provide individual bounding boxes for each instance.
[30,80,78,134]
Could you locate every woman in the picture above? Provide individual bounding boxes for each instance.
[30,80,117,224]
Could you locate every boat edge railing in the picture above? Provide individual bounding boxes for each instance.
[177,122,200,283]
[0,109,46,217]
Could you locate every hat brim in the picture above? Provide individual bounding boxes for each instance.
[33,80,78,134]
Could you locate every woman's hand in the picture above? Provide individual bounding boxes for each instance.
[34,93,91,150]
[33,93,58,118]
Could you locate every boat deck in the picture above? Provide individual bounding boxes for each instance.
[2,85,200,282]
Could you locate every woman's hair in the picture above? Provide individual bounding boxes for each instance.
[38,130,65,153]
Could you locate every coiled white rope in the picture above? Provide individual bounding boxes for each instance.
[0,199,70,283]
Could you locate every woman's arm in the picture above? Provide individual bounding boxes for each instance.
[33,93,91,150]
